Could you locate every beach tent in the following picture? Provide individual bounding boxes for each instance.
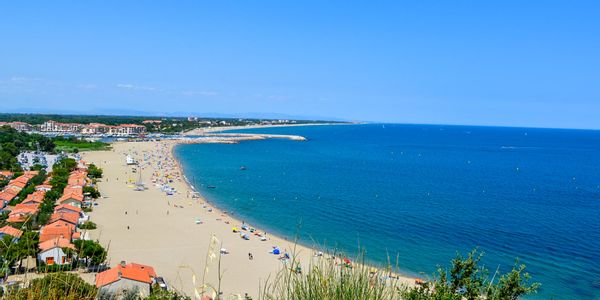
[273,248,280,255]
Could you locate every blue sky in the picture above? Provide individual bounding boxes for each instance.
[1,1,599,128]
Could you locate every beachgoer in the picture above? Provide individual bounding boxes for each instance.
[248,253,253,260]
[127,226,130,230]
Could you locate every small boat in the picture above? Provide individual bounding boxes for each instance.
[207,185,216,189]
[240,166,247,170]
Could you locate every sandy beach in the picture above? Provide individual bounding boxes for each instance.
[81,140,414,298]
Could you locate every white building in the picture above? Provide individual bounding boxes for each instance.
[38,237,75,265]
[96,262,158,298]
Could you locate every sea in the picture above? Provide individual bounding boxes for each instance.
[173,124,600,299]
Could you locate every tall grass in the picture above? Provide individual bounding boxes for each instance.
[259,249,406,300]
[4,272,97,300]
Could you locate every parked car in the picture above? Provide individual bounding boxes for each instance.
[155,277,168,290]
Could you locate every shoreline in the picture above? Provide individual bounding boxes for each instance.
[82,138,416,298]
[183,122,358,135]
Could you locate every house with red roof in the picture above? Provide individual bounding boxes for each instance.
[7,204,39,223]
[0,225,23,241]
[0,189,19,208]
[38,237,75,265]
[21,190,46,206]
[0,171,14,179]
[49,211,80,226]
[7,179,27,190]
[54,204,88,223]
[35,184,53,192]
[39,220,75,242]
[95,261,158,297]
[58,190,83,207]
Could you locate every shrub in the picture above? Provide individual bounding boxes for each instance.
[4,272,96,300]
[79,221,97,230]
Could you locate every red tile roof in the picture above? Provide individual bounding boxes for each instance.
[49,211,79,225]
[0,190,18,202]
[39,220,75,242]
[96,262,157,287]
[8,180,27,189]
[7,205,39,223]
[0,225,23,238]
[0,171,14,178]
[22,191,45,205]
[58,191,84,203]
[38,237,75,252]
[36,184,53,191]
[54,204,82,214]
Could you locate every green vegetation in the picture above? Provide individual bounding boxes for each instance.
[0,113,338,134]
[53,136,110,153]
[87,163,103,178]
[73,239,106,266]
[2,272,190,300]
[259,248,539,300]
[83,186,101,199]
[146,285,191,300]
[0,231,39,276]
[0,113,158,126]
[0,126,54,171]
[4,272,97,300]
[79,221,97,230]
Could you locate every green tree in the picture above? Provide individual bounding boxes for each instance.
[83,186,101,199]
[1,142,19,157]
[87,164,103,179]
[400,249,540,300]
[74,240,107,266]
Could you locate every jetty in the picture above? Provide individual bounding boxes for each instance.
[177,132,306,144]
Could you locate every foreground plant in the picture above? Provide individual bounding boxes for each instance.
[260,248,540,300]
[4,272,97,300]
[400,249,540,300]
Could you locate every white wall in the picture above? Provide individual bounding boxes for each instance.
[99,278,151,298]
[38,247,69,265]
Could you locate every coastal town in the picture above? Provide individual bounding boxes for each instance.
[0,116,540,300]
[0,120,147,136]
[0,117,393,299]
[0,116,315,137]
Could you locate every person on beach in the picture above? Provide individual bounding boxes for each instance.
[248,253,253,260]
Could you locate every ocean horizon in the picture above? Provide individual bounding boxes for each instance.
[174,123,600,299]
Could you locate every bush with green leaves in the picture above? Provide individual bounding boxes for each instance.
[88,163,104,178]
[79,221,98,230]
[74,239,106,266]
[399,249,540,300]
[83,186,101,199]
[4,272,96,300]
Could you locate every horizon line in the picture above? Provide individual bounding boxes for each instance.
[0,111,599,132]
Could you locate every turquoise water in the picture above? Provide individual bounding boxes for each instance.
[174,124,600,299]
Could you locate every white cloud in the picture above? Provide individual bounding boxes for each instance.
[116,83,160,91]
